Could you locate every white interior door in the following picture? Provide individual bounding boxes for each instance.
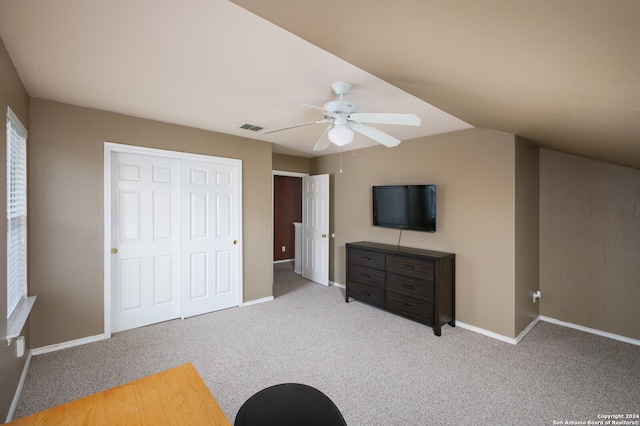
[302,174,330,286]
[111,152,181,333]
[181,159,241,318]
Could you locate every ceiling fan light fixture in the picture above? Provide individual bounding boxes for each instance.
[328,124,354,146]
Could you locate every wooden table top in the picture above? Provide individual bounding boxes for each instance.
[9,363,231,425]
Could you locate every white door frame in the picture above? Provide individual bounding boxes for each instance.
[104,142,243,337]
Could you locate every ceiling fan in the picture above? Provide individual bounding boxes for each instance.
[263,82,421,151]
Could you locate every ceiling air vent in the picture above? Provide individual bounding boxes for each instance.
[240,123,263,132]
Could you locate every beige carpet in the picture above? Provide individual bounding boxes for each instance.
[13,262,640,425]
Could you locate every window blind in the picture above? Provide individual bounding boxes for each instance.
[7,108,27,319]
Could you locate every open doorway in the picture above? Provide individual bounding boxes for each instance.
[272,171,329,288]
[272,171,307,297]
[273,175,302,263]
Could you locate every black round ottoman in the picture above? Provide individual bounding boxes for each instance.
[234,383,347,426]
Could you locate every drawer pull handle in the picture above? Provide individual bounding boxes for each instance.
[361,256,371,261]
[403,265,414,270]
[362,274,371,279]
[403,284,414,290]
[364,291,370,296]
[402,303,414,310]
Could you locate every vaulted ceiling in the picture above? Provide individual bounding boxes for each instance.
[1,1,639,168]
[232,0,640,169]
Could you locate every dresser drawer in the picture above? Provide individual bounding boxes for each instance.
[386,272,434,301]
[348,281,385,308]
[386,291,434,325]
[348,264,385,289]
[386,254,434,280]
[348,247,385,270]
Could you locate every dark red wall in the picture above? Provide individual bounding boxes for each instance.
[273,176,302,261]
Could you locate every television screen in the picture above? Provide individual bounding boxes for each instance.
[372,185,436,232]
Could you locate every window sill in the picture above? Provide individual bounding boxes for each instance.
[6,296,36,344]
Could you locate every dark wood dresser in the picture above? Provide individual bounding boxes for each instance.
[346,241,455,336]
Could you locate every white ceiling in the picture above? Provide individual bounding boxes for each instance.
[2,1,639,168]
[0,0,471,158]
[231,0,640,169]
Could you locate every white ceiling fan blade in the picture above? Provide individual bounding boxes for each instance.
[302,104,326,112]
[303,104,338,119]
[349,113,421,126]
[263,118,331,134]
[313,126,332,151]
[352,124,401,148]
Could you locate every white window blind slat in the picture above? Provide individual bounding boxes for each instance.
[6,107,28,320]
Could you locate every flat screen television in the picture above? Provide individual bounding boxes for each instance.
[372,185,436,232]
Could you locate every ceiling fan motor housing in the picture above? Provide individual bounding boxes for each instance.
[323,100,358,118]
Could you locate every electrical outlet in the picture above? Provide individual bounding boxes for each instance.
[281,245,286,252]
[533,290,541,303]
[16,336,25,357]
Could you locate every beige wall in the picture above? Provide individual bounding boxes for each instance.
[311,128,525,338]
[514,138,540,334]
[540,149,640,340]
[28,99,273,349]
[272,153,311,174]
[1,35,30,422]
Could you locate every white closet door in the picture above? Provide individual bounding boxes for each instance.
[109,147,242,333]
[111,152,181,333]
[180,159,241,318]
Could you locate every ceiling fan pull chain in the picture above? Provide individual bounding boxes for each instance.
[340,146,343,174]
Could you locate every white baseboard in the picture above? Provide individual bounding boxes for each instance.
[457,315,640,347]
[31,333,108,356]
[331,281,345,289]
[540,315,640,346]
[241,296,274,307]
[516,316,541,344]
[6,350,32,423]
[456,317,540,345]
[455,321,519,345]
[273,259,294,264]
